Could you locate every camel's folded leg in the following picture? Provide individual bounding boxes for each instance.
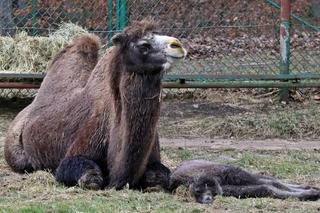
[55,156,105,190]
[133,162,171,190]
[4,109,34,173]
[222,185,320,201]
[4,134,34,173]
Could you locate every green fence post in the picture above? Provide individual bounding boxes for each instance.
[31,0,38,36]
[279,0,291,102]
[116,0,120,31]
[116,0,128,31]
[107,0,113,43]
[265,0,319,32]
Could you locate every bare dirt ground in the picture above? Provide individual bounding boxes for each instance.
[161,138,320,150]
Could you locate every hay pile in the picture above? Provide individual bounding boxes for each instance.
[0,23,88,73]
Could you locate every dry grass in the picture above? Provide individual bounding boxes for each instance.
[0,23,88,72]
[1,94,320,212]
[1,147,320,212]
[160,89,320,139]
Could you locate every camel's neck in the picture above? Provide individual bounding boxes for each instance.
[119,72,163,117]
[119,71,162,145]
[89,48,164,184]
[111,71,163,184]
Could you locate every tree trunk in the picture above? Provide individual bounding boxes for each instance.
[311,0,320,19]
[0,0,14,36]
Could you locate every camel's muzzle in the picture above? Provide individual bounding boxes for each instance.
[165,39,187,60]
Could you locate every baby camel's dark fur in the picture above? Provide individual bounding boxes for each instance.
[170,160,320,204]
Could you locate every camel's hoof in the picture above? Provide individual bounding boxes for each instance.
[299,184,312,190]
[300,189,320,201]
[108,178,129,190]
[78,169,104,190]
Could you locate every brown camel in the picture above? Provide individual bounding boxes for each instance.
[4,19,187,190]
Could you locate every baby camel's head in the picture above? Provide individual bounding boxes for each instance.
[190,176,223,204]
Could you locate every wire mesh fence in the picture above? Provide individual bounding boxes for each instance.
[0,0,113,38]
[286,0,320,76]
[0,88,37,100]
[128,0,280,77]
[0,0,319,99]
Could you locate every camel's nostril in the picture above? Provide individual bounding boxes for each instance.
[202,195,213,204]
[164,38,187,60]
[170,42,182,49]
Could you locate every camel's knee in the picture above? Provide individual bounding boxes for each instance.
[135,162,171,190]
[55,156,105,189]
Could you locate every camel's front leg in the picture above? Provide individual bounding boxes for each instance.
[55,156,105,190]
[133,137,171,190]
[107,131,157,190]
[133,162,171,190]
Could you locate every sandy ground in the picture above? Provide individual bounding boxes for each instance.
[1,136,319,152]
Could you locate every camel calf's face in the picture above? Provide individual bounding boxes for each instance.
[190,176,223,204]
[112,31,187,75]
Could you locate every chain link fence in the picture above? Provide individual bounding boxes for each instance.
[130,0,280,76]
[0,0,319,99]
[0,0,113,37]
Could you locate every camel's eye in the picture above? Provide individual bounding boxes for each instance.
[194,188,202,194]
[139,43,152,53]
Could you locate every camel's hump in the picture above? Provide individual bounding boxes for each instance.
[71,34,101,54]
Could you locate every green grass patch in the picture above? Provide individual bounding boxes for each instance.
[1,148,320,212]
[160,103,320,139]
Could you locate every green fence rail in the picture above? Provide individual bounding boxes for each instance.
[0,0,319,99]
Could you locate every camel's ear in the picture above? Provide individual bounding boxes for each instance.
[112,33,127,46]
[189,182,195,192]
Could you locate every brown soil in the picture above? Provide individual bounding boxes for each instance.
[161,100,249,119]
[160,138,320,150]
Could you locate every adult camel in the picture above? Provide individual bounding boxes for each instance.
[5,19,187,190]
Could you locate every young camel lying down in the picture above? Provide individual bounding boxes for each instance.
[169,160,320,204]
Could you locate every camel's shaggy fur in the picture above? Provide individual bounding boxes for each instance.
[4,20,185,190]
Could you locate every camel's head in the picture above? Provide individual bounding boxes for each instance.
[112,20,187,75]
[190,176,223,204]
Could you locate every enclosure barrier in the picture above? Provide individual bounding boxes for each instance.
[0,0,319,100]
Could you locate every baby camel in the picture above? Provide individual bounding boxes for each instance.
[169,160,320,204]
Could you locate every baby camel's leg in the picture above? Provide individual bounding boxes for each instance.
[222,185,320,201]
[282,183,320,191]
[258,176,319,192]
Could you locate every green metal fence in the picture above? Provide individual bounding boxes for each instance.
[0,0,319,99]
